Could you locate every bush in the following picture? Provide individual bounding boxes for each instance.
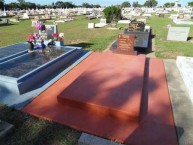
[103,6,121,23]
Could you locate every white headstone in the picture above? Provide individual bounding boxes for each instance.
[167,27,190,41]
[22,13,29,19]
[176,56,193,103]
[88,23,95,29]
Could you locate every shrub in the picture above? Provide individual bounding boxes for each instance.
[103,6,121,23]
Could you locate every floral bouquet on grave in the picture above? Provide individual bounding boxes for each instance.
[52,33,63,41]
[27,34,35,51]
[33,33,40,39]
[27,34,35,42]
[36,22,45,30]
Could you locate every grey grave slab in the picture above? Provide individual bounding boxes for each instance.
[0,120,14,140]
[78,133,124,145]
[0,48,69,78]
[164,59,193,145]
[167,27,190,41]
[0,43,28,62]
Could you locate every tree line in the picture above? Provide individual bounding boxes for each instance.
[0,0,193,10]
[0,1,101,10]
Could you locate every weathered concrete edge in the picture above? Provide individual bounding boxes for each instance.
[0,120,14,140]
[164,59,193,145]
[78,133,124,145]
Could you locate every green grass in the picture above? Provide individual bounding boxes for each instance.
[0,16,124,52]
[147,14,193,59]
[0,104,80,145]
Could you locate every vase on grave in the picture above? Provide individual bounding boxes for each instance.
[27,41,34,52]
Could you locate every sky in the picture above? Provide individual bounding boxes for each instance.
[4,0,192,6]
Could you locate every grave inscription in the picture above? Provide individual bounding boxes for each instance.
[114,34,137,55]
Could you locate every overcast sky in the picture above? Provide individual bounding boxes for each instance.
[5,0,191,6]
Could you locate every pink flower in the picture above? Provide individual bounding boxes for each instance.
[27,35,35,42]
[52,33,59,37]
[36,23,42,30]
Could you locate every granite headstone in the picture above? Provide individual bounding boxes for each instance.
[129,21,145,32]
[45,25,58,39]
[114,34,137,55]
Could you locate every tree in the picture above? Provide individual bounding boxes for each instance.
[132,1,140,7]
[82,3,92,8]
[144,0,157,7]
[103,6,121,23]
[0,0,4,10]
[55,1,64,8]
[17,0,25,3]
[163,2,175,7]
[188,2,193,7]
[25,2,36,9]
[91,4,101,8]
[8,2,20,9]
[121,1,131,8]
[63,2,75,8]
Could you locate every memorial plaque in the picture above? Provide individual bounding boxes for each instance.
[167,27,190,41]
[124,30,150,48]
[129,21,145,32]
[45,25,58,39]
[114,34,137,55]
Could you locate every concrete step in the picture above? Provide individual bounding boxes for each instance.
[58,53,146,123]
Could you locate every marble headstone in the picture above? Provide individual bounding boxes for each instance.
[167,27,190,41]
[176,56,193,103]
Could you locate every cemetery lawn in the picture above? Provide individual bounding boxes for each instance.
[147,15,193,58]
[0,14,193,145]
[0,15,192,58]
[0,104,80,145]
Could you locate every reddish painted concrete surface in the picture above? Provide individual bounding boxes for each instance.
[58,53,146,122]
[22,52,178,144]
[125,58,178,145]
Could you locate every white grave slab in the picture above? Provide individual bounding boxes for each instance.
[173,19,193,25]
[95,18,107,28]
[88,23,95,29]
[176,56,193,103]
[167,27,190,41]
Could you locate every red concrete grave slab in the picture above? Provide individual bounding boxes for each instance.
[22,52,178,144]
[57,52,146,122]
[125,58,178,145]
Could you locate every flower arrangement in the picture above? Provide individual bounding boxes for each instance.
[27,34,35,42]
[52,33,63,41]
[33,33,40,39]
[36,22,45,30]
